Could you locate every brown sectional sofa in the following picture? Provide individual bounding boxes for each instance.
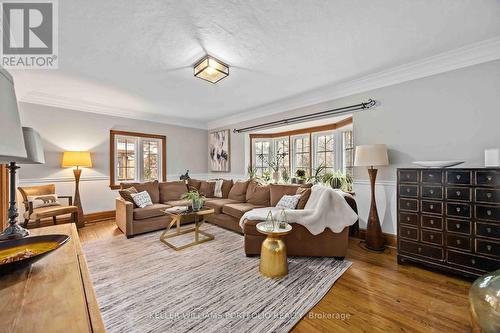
[115,179,358,258]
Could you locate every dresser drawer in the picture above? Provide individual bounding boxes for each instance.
[399,170,418,183]
[399,240,443,260]
[421,215,443,230]
[421,170,443,184]
[421,229,443,246]
[476,188,500,204]
[446,187,471,202]
[476,222,500,240]
[476,170,500,187]
[446,170,472,185]
[399,185,418,198]
[446,219,471,235]
[447,203,471,219]
[421,186,443,199]
[399,213,418,226]
[476,239,500,257]
[400,198,418,212]
[421,200,443,215]
[447,234,471,252]
[476,205,500,222]
[447,250,500,272]
[400,226,418,241]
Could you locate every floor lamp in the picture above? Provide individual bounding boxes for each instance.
[62,151,92,228]
[354,144,389,252]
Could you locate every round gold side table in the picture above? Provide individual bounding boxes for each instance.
[256,222,292,278]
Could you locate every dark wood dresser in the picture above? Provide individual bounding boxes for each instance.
[397,168,500,278]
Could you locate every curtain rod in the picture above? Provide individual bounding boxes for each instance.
[233,99,376,133]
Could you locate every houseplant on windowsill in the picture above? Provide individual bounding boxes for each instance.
[295,169,307,185]
[181,191,205,212]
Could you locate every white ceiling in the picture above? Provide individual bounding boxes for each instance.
[11,0,500,129]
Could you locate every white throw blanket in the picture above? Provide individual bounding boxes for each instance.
[239,184,358,235]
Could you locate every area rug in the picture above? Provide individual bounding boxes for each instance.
[83,225,351,333]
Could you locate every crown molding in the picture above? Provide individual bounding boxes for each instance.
[208,36,500,129]
[18,92,208,130]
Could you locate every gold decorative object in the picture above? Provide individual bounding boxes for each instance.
[256,222,293,278]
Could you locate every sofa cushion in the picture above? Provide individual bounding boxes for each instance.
[228,180,250,202]
[118,187,138,207]
[223,202,262,219]
[159,181,188,202]
[246,181,270,206]
[188,179,202,191]
[204,198,239,214]
[296,186,312,209]
[269,184,300,206]
[133,203,169,220]
[199,181,216,197]
[164,199,191,207]
[221,179,234,198]
[122,180,160,203]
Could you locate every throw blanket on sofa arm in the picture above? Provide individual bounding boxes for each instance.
[239,184,359,235]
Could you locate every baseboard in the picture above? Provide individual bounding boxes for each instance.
[351,228,397,248]
[26,210,115,229]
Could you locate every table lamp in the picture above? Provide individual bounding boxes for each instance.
[354,144,389,252]
[0,68,46,239]
[62,151,92,226]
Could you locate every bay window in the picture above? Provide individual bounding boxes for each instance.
[253,139,272,177]
[313,132,335,174]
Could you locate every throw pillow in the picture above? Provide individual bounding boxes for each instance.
[228,180,250,202]
[296,187,311,209]
[199,181,216,197]
[27,194,60,209]
[118,187,138,206]
[275,194,301,209]
[213,179,224,198]
[246,181,270,206]
[131,191,153,208]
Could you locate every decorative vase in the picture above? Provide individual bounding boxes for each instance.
[265,210,274,231]
[469,269,500,333]
[272,171,280,183]
[297,179,305,185]
[278,209,287,229]
[291,178,297,184]
[192,198,203,211]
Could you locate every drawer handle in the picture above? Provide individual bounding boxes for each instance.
[406,188,411,193]
[406,174,411,179]
[406,202,410,207]
[429,234,435,240]
[456,174,462,180]
[487,175,493,182]
[430,204,434,209]
[406,217,411,222]
[430,174,434,178]
[456,207,461,213]
[487,245,492,251]
[456,223,461,229]
[407,230,411,235]
[429,189,435,195]
[456,191,461,196]
[418,247,422,253]
[486,227,492,233]
[456,239,461,245]
[471,259,476,265]
[487,210,492,216]
[486,192,493,199]
[430,220,435,225]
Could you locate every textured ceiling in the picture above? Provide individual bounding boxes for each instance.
[10,0,500,127]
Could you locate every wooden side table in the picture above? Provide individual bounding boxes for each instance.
[256,222,292,278]
[160,208,215,251]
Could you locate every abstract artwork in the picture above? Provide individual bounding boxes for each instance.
[209,129,230,172]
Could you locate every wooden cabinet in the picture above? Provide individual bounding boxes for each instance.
[397,168,500,278]
[0,224,105,332]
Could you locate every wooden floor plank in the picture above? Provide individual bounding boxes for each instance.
[78,219,472,333]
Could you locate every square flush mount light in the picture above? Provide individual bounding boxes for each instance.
[194,55,229,83]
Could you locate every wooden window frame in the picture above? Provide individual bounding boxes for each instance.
[109,130,167,189]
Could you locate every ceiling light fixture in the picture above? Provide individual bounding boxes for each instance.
[194,55,229,84]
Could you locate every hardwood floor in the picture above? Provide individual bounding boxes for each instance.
[79,220,472,333]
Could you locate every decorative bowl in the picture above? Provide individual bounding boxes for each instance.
[412,160,465,168]
[0,234,70,274]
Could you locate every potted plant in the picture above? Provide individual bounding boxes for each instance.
[295,169,307,184]
[281,169,290,183]
[181,190,205,211]
[308,163,326,184]
[262,170,272,183]
[322,170,353,193]
[247,164,258,180]
[268,160,280,183]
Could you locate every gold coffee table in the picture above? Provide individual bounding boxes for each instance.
[256,222,293,278]
[160,208,215,251]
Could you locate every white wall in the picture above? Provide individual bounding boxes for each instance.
[209,59,500,235]
[17,103,209,214]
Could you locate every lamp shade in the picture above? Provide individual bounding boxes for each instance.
[0,67,27,163]
[15,127,45,164]
[354,144,389,167]
[62,151,92,168]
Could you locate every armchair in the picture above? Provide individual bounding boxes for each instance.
[18,184,78,228]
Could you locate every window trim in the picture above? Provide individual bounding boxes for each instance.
[109,130,167,189]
